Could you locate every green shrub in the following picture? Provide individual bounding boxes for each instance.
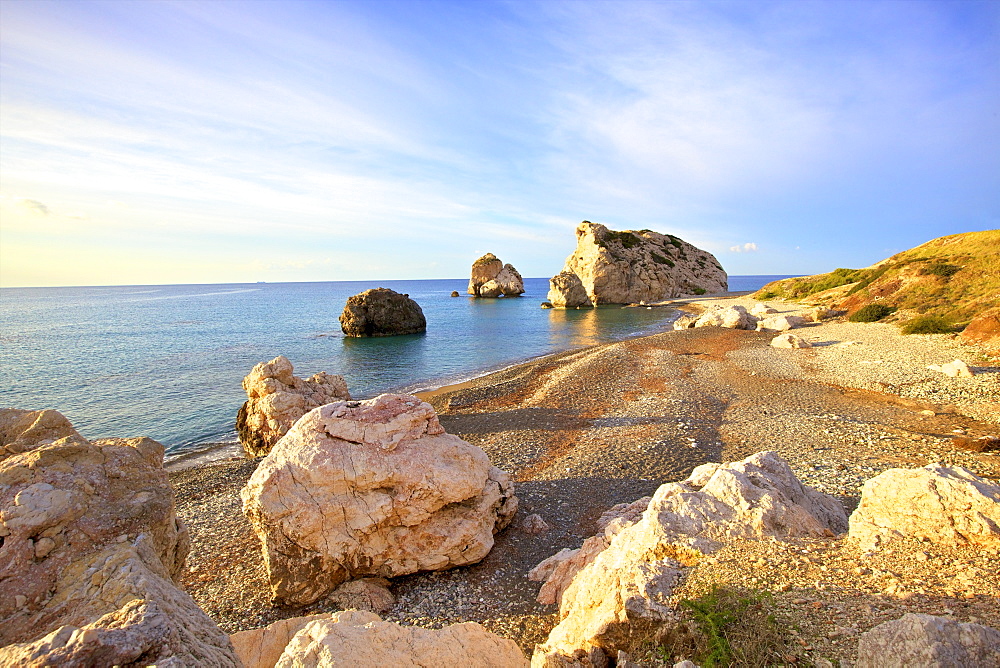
[849,304,897,322]
[651,252,675,267]
[678,586,785,668]
[692,287,707,295]
[598,230,642,249]
[901,315,955,334]
[921,263,961,278]
[756,290,777,300]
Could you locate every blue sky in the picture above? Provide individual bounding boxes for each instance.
[1,0,997,287]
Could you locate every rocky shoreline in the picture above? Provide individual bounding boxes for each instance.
[167,294,999,665]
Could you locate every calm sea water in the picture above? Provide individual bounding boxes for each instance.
[0,276,788,458]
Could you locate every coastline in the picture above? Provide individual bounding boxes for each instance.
[169,293,1000,663]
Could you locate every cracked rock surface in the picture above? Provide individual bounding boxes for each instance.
[241,394,518,606]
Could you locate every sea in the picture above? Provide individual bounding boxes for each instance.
[0,276,789,461]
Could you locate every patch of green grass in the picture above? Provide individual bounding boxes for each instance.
[901,315,956,334]
[849,303,897,322]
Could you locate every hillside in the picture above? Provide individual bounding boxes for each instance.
[754,230,1000,351]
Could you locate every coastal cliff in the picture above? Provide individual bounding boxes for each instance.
[547,221,727,307]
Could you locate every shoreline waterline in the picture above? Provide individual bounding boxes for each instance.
[162,292,757,470]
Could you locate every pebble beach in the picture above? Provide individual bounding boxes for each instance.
[169,295,1000,665]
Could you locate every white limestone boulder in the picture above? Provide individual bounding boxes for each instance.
[750,303,778,317]
[848,465,1000,550]
[233,610,529,668]
[532,452,847,664]
[856,613,1000,668]
[237,355,350,458]
[757,314,809,331]
[242,394,518,605]
[927,359,975,378]
[694,305,758,330]
[771,333,813,349]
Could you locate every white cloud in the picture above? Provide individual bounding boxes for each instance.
[729,242,758,253]
[15,198,50,216]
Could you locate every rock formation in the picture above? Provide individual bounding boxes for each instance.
[339,288,426,337]
[856,613,1000,668]
[673,305,758,331]
[242,394,518,605]
[849,465,1000,550]
[547,221,727,307]
[0,409,238,666]
[468,253,525,297]
[771,333,812,349]
[532,452,847,665]
[232,610,529,668]
[236,355,351,458]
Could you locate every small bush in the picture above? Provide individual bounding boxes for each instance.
[849,304,897,322]
[921,263,961,278]
[901,315,955,334]
[651,252,675,267]
[675,586,785,668]
[692,287,707,295]
[756,290,777,300]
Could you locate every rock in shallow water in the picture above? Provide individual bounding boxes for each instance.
[339,287,426,337]
[241,393,518,605]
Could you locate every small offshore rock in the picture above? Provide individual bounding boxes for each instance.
[339,288,427,337]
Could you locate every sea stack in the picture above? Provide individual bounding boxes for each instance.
[547,221,727,307]
[467,253,525,297]
[339,288,427,337]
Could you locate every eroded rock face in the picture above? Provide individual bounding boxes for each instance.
[242,394,518,605]
[468,254,525,297]
[848,465,1000,550]
[856,613,1000,668]
[546,222,727,307]
[0,408,84,460]
[235,610,529,668]
[532,452,847,664]
[0,410,237,666]
[339,288,427,337]
[237,355,351,458]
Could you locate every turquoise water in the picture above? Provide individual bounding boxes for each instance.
[0,276,787,456]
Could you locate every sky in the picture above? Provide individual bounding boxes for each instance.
[1,0,997,287]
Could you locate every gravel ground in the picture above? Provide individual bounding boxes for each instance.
[169,297,1000,663]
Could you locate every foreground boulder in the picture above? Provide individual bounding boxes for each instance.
[233,610,528,668]
[771,333,812,349]
[468,253,525,297]
[0,409,238,666]
[532,452,847,665]
[547,221,727,307]
[236,355,351,458]
[849,465,1000,550]
[857,613,1000,668]
[339,288,426,337]
[242,394,518,605]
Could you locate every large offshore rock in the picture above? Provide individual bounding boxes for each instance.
[532,452,847,665]
[468,253,525,297]
[339,288,426,337]
[242,394,518,605]
[234,610,528,668]
[856,613,1000,668]
[849,465,1000,550]
[546,221,727,307]
[0,411,238,666]
[237,355,351,458]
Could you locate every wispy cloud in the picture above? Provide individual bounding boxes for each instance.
[14,198,50,216]
[730,242,759,253]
